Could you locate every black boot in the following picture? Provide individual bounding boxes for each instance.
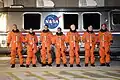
[32,64,37,67]
[46,62,48,65]
[26,64,29,68]
[91,64,95,67]
[64,64,67,67]
[106,63,110,67]
[11,64,15,68]
[48,64,52,67]
[56,64,60,67]
[42,64,46,67]
[100,63,105,66]
[70,64,73,67]
[76,64,81,67]
[20,64,25,67]
[85,64,88,67]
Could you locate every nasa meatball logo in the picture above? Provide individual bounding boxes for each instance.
[44,15,59,29]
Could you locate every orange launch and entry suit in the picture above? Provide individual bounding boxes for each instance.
[66,31,81,65]
[40,30,53,65]
[7,30,24,65]
[98,31,112,64]
[25,32,38,65]
[82,31,96,64]
[52,33,67,65]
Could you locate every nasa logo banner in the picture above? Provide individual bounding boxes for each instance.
[44,15,59,29]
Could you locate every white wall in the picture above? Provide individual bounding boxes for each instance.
[36,0,44,7]
[96,0,104,6]
[36,0,54,7]
[79,0,104,7]
[4,0,13,7]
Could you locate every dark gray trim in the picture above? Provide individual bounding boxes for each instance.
[1,7,120,12]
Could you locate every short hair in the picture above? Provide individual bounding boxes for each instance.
[88,25,92,28]
[13,24,17,27]
[44,24,49,28]
[57,27,61,30]
[29,28,33,30]
[101,24,107,27]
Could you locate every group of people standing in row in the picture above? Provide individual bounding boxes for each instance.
[7,23,113,68]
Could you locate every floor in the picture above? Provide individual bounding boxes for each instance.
[0,59,120,80]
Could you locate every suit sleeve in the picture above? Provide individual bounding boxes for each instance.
[34,33,38,44]
[24,34,29,43]
[97,32,101,43]
[49,32,53,44]
[65,32,69,43]
[7,32,12,44]
[82,32,86,43]
[40,33,43,42]
[109,32,112,41]
[93,33,97,45]
[52,35,56,44]
[50,32,53,39]
[77,32,81,42]
[20,33,25,43]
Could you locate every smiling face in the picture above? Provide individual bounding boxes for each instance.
[101,24,106,30]
[70,24,76,31]
[44,25,48,30]
[88,25,93,31]
[57,28,61,33]
[12,24,18,31]
[29,28,33,33]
